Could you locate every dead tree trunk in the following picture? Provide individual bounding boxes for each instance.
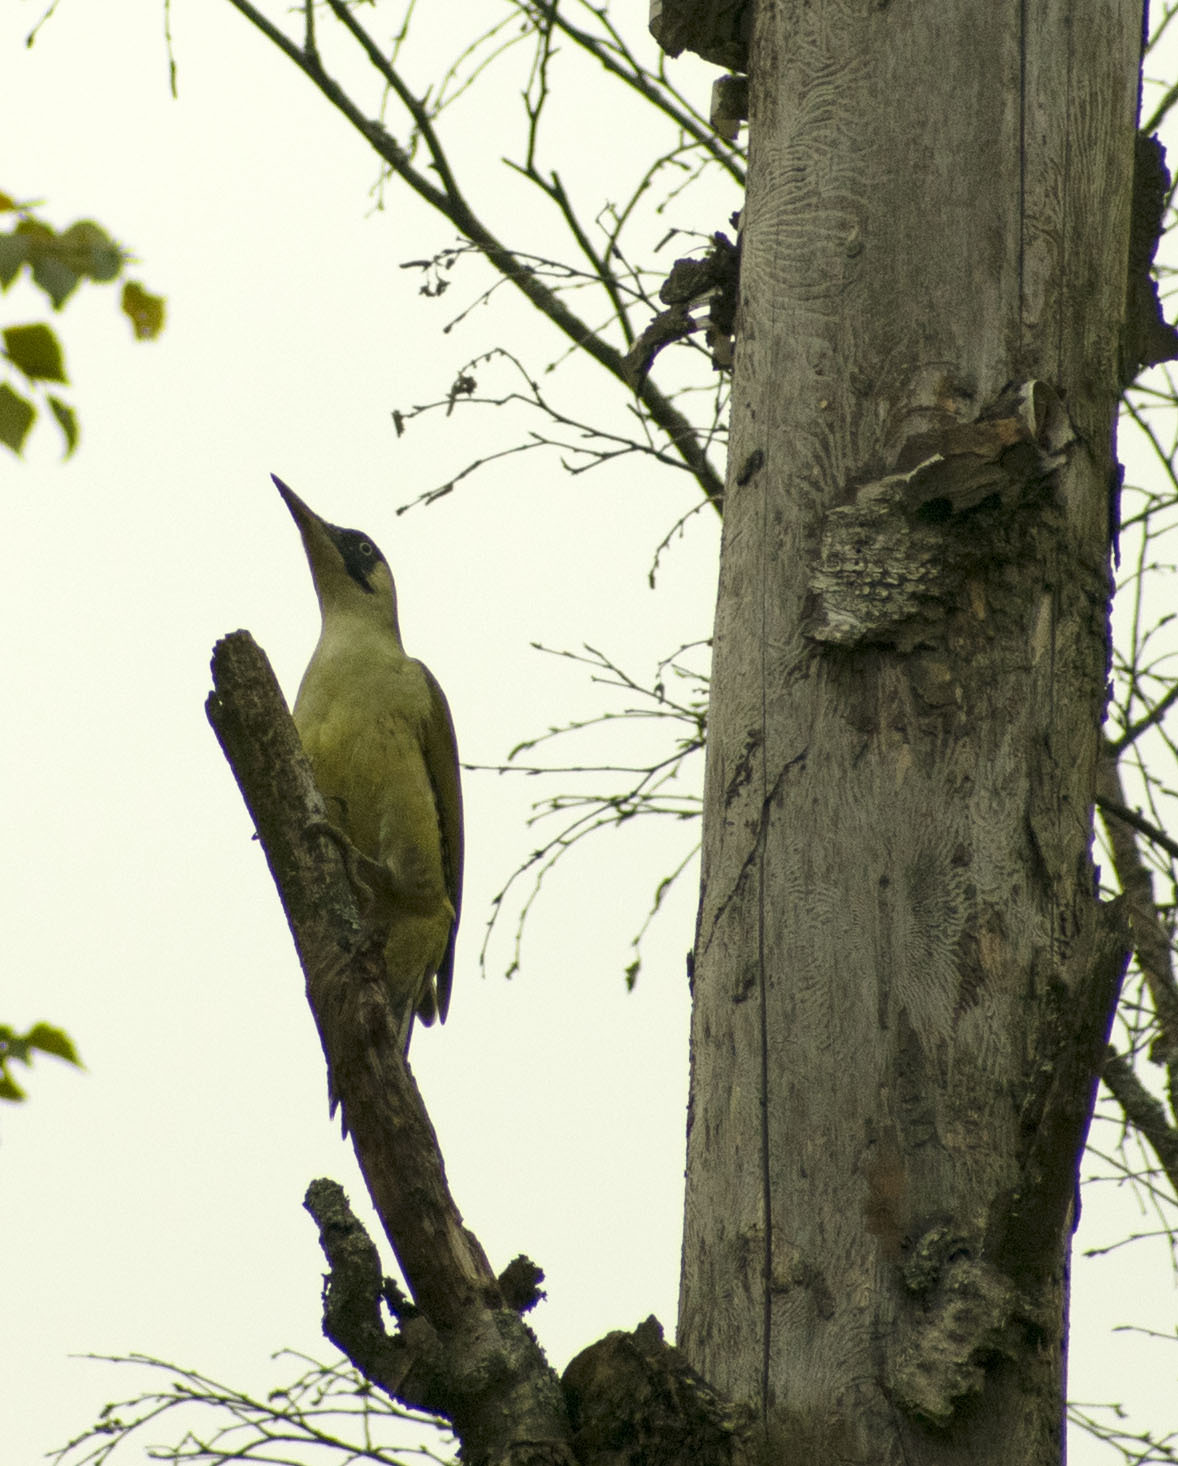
[678,3,1138,1461]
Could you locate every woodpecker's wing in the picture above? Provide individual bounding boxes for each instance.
[419,662,463,1023]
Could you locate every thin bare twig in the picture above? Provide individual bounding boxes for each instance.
[222,0,726,509]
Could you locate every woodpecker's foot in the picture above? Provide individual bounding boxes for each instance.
[305,820,397,919]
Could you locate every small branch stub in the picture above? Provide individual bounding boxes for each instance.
[710,74,748,140]
[886,1252,1018,1426]
[625,231,740,384]
[808,381,1075,650]
[563,1316,758,1466]
[649,0,749,70]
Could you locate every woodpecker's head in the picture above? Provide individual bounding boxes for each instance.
[273,474,401,636]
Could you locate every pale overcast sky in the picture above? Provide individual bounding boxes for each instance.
[2,4,1175,1464]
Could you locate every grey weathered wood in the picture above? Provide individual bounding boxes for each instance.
[680,3,1139,1461]
[710,74,749,141]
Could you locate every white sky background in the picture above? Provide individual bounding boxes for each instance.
[2,3,1175,1463]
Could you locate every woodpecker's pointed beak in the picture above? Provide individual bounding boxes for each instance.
[274,470,334,554]
[273,472,346,605]
[272,473,320,532]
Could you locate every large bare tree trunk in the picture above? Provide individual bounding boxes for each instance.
[680,3,1139,1461]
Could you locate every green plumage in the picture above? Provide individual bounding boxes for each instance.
[274,474,462,1046]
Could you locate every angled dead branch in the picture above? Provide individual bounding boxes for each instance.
[205,630,575,1466]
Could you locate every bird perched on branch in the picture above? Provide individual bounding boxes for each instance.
[274,473,462,1051]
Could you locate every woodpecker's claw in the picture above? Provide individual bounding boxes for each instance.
[305,819,397,923]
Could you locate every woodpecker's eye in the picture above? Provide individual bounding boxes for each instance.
[333,527,385,593]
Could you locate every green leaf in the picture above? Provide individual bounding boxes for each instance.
[122,280,166,340]
[15,219,78,308]
[48,395,78,457]
[60,220,123,283]
[0,1069,28,1102]
[31,254,80,309]
[14,220,123,307]
[14,218,52,244]
[0,381,35,453]
[4,322,67,382]
[0,1020,83,1103]
[0,232,27,289]
[0,1027,31,1063]
[25,1022,82,1066]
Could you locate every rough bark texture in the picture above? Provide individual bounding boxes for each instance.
[678,4,1139,1463]
[562,1316,760,1466]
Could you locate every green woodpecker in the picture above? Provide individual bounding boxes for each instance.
[274,473,462,1050]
